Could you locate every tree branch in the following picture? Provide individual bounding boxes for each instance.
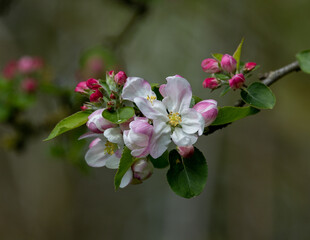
[204,61,301,135]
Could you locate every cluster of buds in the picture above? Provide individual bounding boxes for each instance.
[201,54,257,91]
[2,56,45,94]
[75,70,128,111]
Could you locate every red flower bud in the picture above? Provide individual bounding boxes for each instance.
[75,81,88,93]
[203,78,219,89]
[86,78,101,90]
[229,73,245,90]
[89,89,103,102]
[21,78,38,93]
[177,146,194,158]
[114,71,127,85]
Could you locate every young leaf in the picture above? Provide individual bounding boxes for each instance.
[44,111,90,141]
[220,85,231,97]
[190,95,202,107]
[214,73,230,80]
[114,146,135,190]
[241,82,276,109]
[296,50,310,74]
[149,150,169,168]
[211,106,260,125]
[102,107,135,124]
[167,148,208,199]
[233,38,244,71]
[212,53,223,62]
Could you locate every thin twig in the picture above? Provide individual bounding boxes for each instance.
[204,61,301,136]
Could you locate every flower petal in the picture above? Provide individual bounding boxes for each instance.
[134,97,168,121]
[78,132,102,140]
[85,140,109,167]
[122,77,156,101]
[181,108,205,135]
[162,75,192,113]
[149,120,171,158]
[120,169,133,188]
[171,128,198,146]
[104,127,123,145]
[105,154,121,169]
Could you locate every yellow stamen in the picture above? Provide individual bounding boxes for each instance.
[147,95,156,105]
[168,112,182,127]
[104,141,117,155]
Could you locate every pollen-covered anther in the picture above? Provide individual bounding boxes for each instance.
[146,95,156,105]
[168,112,182,127]
[104,141,117,155]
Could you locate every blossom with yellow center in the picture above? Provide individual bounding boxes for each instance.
[168,112,182,127]
[104,141,118,155]
[146,95,156,105]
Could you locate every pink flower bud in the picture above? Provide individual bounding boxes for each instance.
[229,73,245,90]
[177,146,194,158]
[89,89,103,102]
[88,57,103,74]
[3,60,17,79]
[80,105,88,111]
[21,78,38,93]
[18,56,42,73]
[221,54,237,73]
[244,62,257,72]
[201,58,221,73]
[202,78,219,89]
[86,78,101,90]
[86,109,116,133]
[75,81,88,93]
[114,71,127,85]
[193,99,218,126]
[132,159,153,181]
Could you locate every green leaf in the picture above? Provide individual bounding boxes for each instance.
[44,111,90,141]
[241,82,276,109]
[212,53,223,62]
[214,73,230,80]
[296,50,310,74]
[149,150,169,168]
[167,148,208,198]
[211,106,260,125]
[102,107,135,124]
[220,85,231,97]
[233,38,244,71]
[114,146,135,190]
[190,95,202,108]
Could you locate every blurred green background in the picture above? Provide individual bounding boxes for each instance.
[1,0,310,239]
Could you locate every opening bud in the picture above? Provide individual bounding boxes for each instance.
[193,99,218,126]
[132,158,153,183]
[221,54,237,73]
[75,81,88,93]
[244,62,257,72]
[201,58,221,73]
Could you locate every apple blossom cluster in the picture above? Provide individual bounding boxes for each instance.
[74,71,218,188]
[201,54,257,91]
[2,56,44,93]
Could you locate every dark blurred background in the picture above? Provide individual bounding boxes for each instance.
[1,0,310,239]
